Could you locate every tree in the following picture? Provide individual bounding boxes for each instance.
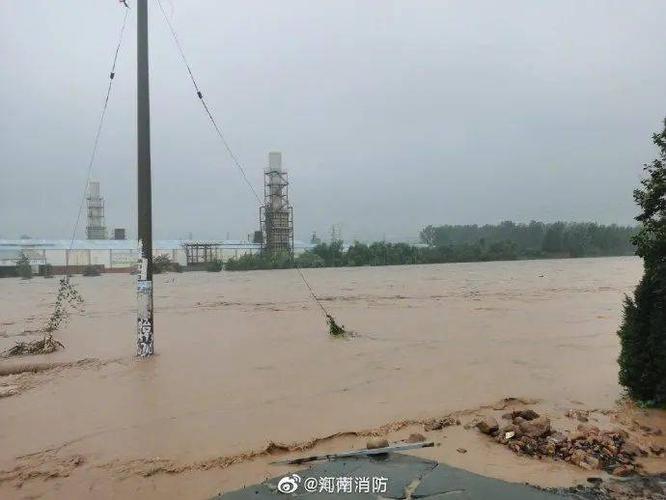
[16,252,32,279]
[618,118,666,405]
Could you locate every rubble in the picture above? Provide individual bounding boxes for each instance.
[477,409,654,476]
[406,433,426,443]
[476,416,499,435]
[423,416,460,432]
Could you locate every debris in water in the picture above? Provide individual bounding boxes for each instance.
[2,278,83,358]
[2,334,64,357]
[326,314,346,336]
[44,278,84,333]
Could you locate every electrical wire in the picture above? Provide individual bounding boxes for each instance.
[154,0,262,205]
[154,0,336,320]
[65,6,130,274]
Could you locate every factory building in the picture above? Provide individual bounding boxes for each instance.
[0,239,314,276]
[260,152,294,255]
[86,180,107,240]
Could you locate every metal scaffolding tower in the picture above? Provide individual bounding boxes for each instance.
[86,180,107,240]
[260,152,294,255]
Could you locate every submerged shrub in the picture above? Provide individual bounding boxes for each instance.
[206,259,223,272]
[153,254,172,274]
[16,252,32,280]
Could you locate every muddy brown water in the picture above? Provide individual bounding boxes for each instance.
[1,256,663,499]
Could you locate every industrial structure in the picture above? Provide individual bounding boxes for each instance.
[0,238,314,277]
[183,241,223,269]
[260,152,294,255]
[86,180,107,240]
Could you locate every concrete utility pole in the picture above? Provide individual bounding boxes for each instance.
[136,0,154,357]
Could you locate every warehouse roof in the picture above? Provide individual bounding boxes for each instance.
[0,239,314,251]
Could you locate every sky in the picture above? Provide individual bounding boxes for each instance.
[1,0,665,242]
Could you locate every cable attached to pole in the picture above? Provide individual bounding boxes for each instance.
[153,0,345,333]
[65,6,130,275]
[154,0,261,205]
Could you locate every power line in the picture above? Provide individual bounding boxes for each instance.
[66,6,130,271]
[153,0,336,321]
[154,0,261,205]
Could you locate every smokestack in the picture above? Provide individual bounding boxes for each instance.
[86,180,107,240]
[260,152,293,255]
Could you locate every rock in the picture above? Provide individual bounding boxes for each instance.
[513,416,527,425]
[649,444,665,456]
[577,424,600,437]
[515,409,540,421]
[424,420,442,431]
[612,464,635,477]
[519,416,551,438]
[456,448,467,454]
[568,431,584,442]
[620,441,642,457]
[613,428,630,439]
[424,416,459,432]
[569,449,600,470]
[565,409,590,422]
[547,431,567,445]
[366,438,389,450]
[476,416,499,435]
[406,433,426,443]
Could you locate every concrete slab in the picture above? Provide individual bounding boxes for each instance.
[214,454,567,499]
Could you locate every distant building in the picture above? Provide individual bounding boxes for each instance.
[113,228,127,240]
[0,238,314,276]
[260,152,294,255]
[86,181,107,240]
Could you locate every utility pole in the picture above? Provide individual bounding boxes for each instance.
[136,0,154,357]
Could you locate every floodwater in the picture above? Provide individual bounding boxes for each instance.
[1,256,663,499]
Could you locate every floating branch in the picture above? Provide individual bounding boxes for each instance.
[2,335,64,357]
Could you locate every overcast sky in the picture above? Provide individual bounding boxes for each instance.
[1,0,665,242]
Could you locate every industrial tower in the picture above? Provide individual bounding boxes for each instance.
[86,180,107,240]
[260,152,294,255]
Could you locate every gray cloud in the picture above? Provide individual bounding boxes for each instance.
[1,0,665,242]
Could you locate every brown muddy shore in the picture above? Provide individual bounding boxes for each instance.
[1,257,664,499]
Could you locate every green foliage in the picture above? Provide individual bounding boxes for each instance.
[295,251,325,268]
[205,259,224,272]
[420,221,637,258]
[82,265,101,277]
[618,118,666,405]
[224,220,638,273]
[225,252,292,271]
[311,241,345,267]
[153,254,183,273]
[16,252,32,279]
[44,277,84,334]
[153,254,172,274]
[326,314,346,336]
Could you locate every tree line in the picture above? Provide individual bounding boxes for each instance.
[223,221,637,271]
[420,221,637,258]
